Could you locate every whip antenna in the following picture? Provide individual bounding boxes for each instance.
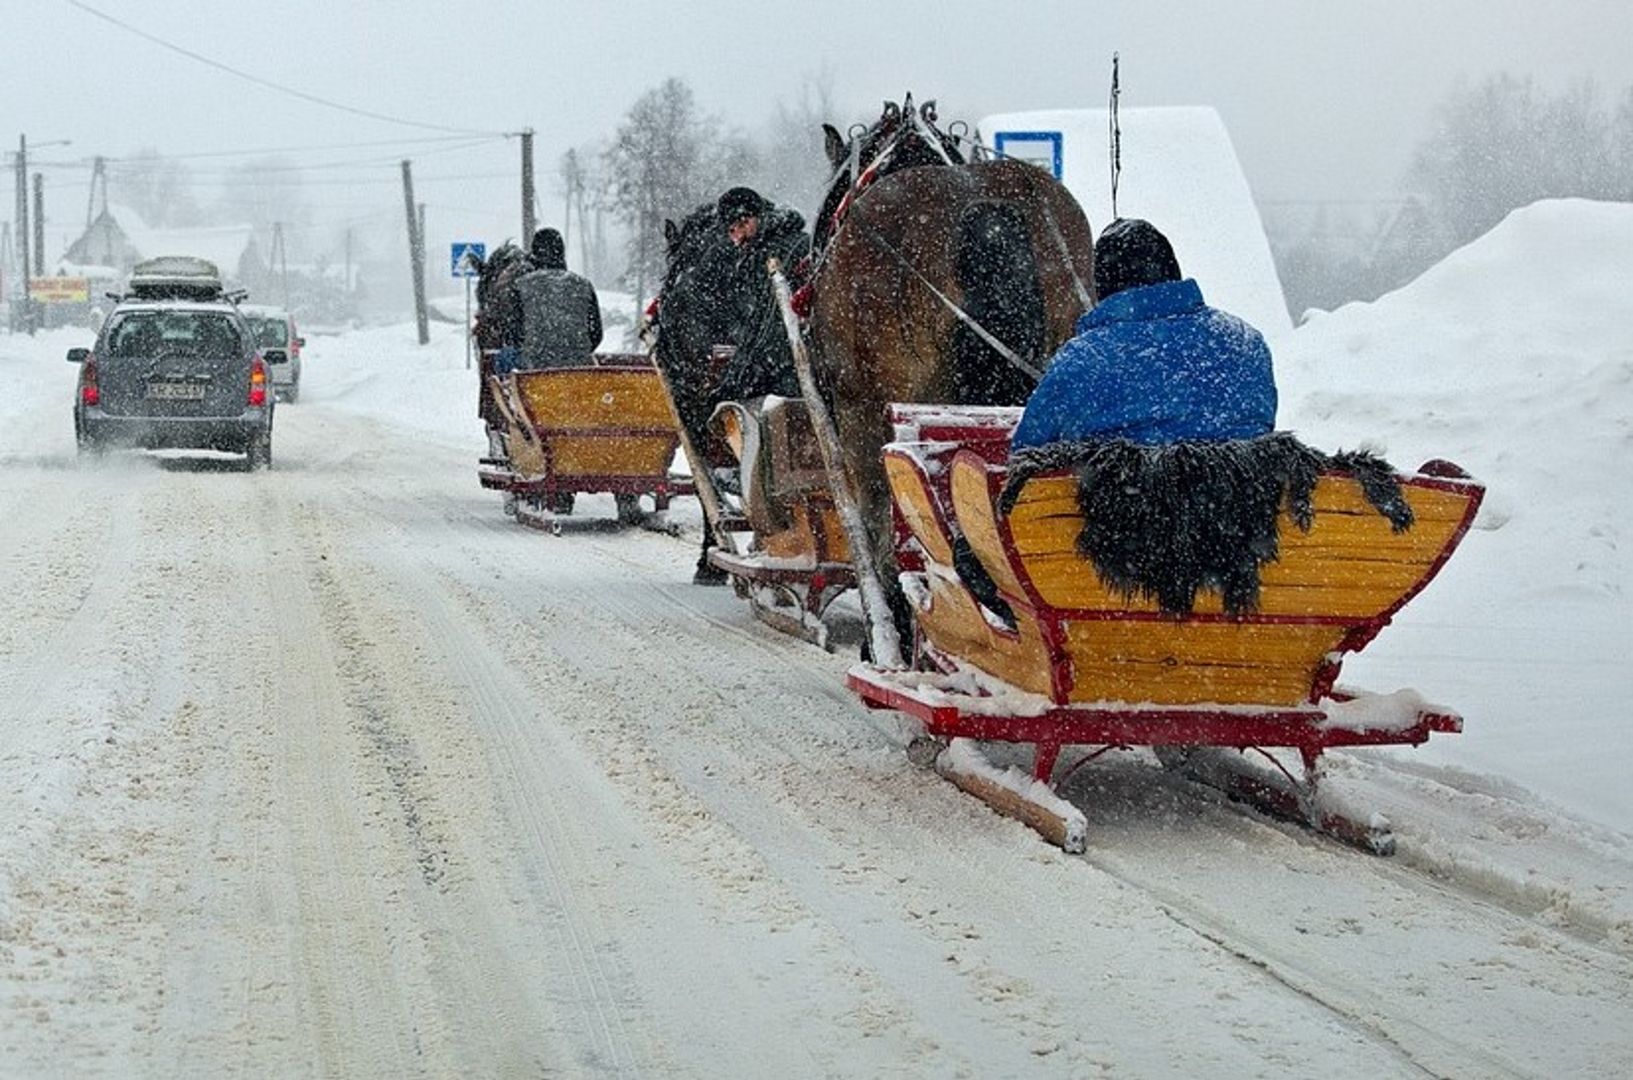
[1108,52,1122,220]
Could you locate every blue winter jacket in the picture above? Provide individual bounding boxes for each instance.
[1010,279,1277,452]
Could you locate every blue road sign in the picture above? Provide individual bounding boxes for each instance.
[993,131,1064,180]
[451,241,486,278]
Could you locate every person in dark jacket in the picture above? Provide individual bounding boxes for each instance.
[712,186,810,402]
[1010,218,1277,452]
[514,228,603,370]
[475,242,525,429]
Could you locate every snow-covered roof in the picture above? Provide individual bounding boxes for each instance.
[105,203,259,277]
[977,106,1291,335]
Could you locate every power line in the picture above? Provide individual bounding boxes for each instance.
[119,134,508,162]
[103,137,506,177]
[97,169,523,190]
[65,0,502,137]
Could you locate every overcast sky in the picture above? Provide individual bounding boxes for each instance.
[6,0,1631,265]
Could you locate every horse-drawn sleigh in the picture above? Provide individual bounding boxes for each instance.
[653,95,1485,853]
[479,352,693,533]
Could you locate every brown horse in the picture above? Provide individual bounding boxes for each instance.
[804,101,1096,659]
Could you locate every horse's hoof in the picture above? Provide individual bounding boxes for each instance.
[692,564,730,586]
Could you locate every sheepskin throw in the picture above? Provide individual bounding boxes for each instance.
[999,433,1413,616]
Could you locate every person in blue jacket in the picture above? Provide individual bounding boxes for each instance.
[1010,218,1277,452]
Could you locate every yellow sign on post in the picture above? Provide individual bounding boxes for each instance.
[30,277,90,304]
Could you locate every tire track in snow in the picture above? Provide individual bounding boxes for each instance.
[345,482,959,1077]
[285,482,664,1076]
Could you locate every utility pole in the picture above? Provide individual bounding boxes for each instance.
[270,221,290,308]
[401,159,429,345]
[561,148,576,262]
[85,156,107,233]
[520,128,536,243]
[576,177,592,274]
[343,227,353,300]
[31,173,44,275]
[16,135,30,319]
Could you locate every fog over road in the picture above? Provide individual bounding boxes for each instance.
[1,330,1631,1078]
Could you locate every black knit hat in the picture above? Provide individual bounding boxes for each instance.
[717,186,770,225]
[530,227,566,269]
[1093,218,1182,300]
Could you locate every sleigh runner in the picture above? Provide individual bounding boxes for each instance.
[850,406,1484,854]
[479,354,693,531]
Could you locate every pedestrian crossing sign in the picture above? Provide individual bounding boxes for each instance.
[451,242,486,278]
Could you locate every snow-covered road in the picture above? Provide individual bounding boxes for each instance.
[1,324,1631,1078]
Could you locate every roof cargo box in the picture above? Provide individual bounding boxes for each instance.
[128,255,224,301]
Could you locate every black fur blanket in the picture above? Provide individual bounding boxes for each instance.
[999,433,1413,616]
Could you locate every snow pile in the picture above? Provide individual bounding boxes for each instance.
[1276,198,1633,830]
[302,320,485,452]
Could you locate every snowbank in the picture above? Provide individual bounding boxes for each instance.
[302,320,485,453]
[1278,198,1633,830]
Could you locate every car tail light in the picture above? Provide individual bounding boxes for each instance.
[249,355,268,407]
[81,356,100,406]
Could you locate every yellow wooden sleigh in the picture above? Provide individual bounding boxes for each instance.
[850,407,1485,852]
[478,355,692,530]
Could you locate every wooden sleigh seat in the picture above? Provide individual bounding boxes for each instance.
[478,354,692,524]
[705,397,854,644]
[851,406,1486,852]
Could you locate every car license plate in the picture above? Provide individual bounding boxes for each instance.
[147,381,206,401]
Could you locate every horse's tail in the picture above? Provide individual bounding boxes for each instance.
[952,201,1046,405]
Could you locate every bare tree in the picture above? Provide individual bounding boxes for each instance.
[758,68,840,217]
[1410,73,1621,248]
[603,78,716,303]
[217,157,311,238]
[110,148,201,227]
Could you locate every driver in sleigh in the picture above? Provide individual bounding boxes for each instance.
[712,185,813,404]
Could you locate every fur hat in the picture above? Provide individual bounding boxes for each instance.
[1093,218,1182,299]
[717,186,771,225]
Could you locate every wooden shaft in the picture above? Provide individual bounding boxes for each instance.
[767,258,902,665]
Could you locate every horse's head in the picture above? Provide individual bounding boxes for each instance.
[660,202,721,298]
[813,93,970,252]
[654,199,752,414]
[475,241,523,307]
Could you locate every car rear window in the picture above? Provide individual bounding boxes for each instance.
[249,317,290,347]
[105,312,244,360]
